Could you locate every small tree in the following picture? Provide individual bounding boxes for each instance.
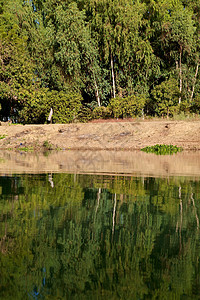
[46,91,83,123]
[151,78,180,118]
[110,94,146,119]
[190,93,200,114]
[18,89,83,124]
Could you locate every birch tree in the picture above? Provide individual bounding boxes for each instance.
[160,5,195,103]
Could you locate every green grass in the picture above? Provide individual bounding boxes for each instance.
[19,146,34,152]
[0,135,7,139]
[43,140,53,150]
[43,140,61,151]
[172,112,200,121]
[141,144,183,155]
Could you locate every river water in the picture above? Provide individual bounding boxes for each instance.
[0,151,200,299]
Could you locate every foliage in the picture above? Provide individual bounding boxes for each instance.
[151,78,180,117]
[92,106,112,119]
[190,93,200,114]
[0,1,36,121]
[18,89,83,124]
[77,106,93,123]
[43,140,53,150]
[0,0,200,122]
[46,91,83,124]
[18,146,34,152]
[141,144,183,155]
[110,94,146,118]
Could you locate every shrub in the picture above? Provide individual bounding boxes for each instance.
[46,91,83,123]
[18,88,83,124]
[151,78,180,118]
[92,106,112,119]
[43,140,53,150]
[77,106,93,123]
[109,94,146,119]
[190,93,200,114]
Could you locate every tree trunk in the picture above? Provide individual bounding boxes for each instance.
[112,193,117,236]
[111,52,116,98]
[179,48,182,104]
[191,192,199,230]
[190,62,199,102]
[179,186,182,253]
[94,79,101,107]
[95,188,101,214]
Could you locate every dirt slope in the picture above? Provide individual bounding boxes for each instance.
[0,120,200,150]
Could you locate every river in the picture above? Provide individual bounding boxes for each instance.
[0,150,200,299]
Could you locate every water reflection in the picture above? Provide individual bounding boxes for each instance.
[0,174,200,299]
[0,149,200,177]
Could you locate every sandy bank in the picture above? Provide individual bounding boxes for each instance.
[0,120,199,150]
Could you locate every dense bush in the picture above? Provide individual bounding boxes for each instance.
[92,106,112,119]
[18,89,83,124]
[109,95,146,119]
[17,88,47,124]
[77,106,93,123]
[190,94,200,114]
[46,91,83,123]
[151,79,180,118]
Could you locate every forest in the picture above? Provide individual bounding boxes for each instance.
[1,0,200,123]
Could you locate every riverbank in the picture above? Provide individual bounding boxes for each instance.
[0,120,200,151]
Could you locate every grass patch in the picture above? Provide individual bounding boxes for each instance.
[19,146,34,152]
[43,140,62,151]
[43,140,54,150]
[0,135,7,139]
[141,144,183,155]
[172,112,200,121]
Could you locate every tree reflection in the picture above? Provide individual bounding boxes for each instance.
[0,174,200,299]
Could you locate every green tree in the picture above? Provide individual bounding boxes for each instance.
[30,0,103,105]
[0,0,35,120]
[83,0,159,99]
[162,7,195,103]
[110,94,146,119]
[151,78,180,117]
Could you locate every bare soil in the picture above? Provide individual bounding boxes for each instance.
[0,119,200,151]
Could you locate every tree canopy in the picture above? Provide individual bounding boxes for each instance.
[1,0,200,123]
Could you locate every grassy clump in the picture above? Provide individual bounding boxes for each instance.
[19,146,34,152]
[141,144,183,155]
[0,135,6,139]
[43,140,54,150]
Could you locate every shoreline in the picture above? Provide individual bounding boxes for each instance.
[0,120,199,151]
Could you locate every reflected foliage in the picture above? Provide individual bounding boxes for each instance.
[0,174,200,299]
[141,144,183,155]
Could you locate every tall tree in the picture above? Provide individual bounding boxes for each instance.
[29,0,103,104]
[0,0,36,120]
[83,0,159,98]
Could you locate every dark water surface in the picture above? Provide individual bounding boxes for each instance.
[0,173,200,299]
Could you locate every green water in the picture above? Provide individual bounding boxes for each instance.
[0,174,200,299]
